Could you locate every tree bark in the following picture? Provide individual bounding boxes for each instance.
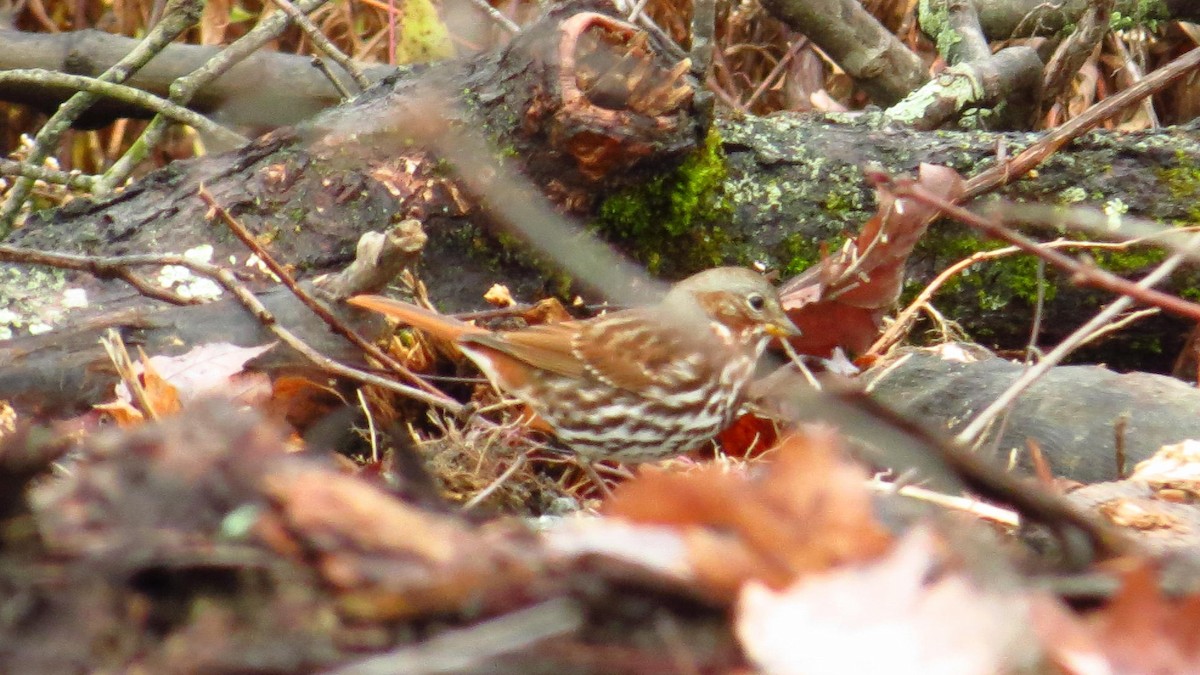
[973,0,1195,40]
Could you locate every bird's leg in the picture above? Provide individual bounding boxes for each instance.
[579,459,616,499]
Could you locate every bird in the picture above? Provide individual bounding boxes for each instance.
[348,267,799,463]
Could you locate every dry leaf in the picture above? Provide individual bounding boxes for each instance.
[484,284,515,307]
[1087,563,1200,673]
[605,429,891,600]
[737,528,1034,675]
[778,164,964,357]
[522,297,574,325]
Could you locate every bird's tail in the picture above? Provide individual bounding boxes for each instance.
[347,295,483,341]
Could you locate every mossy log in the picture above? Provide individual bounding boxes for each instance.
[5,0,1200,381]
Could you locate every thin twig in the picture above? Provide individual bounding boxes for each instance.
[198,186,458,404]
[100,329,160,421]
[892,181,1200,322]
[95,0,332,193]
[388,94,664,305]
[629,10,688,62]
[0,245,201,305]
[309,55,354,100]
[357,388,380,463]
[0,242,461,412]
[1069,307,1158,349]
[1024,258,1046,362]
[964,45,1200,200]
[0,0,202,232]
[780,340,821,389]
[201,265,463,412]
[867,478,1020,527]
[463,454,527,511]
[0,70,247,146]
[268,0,371,92]
[0,158,97,191]
[1107,31,1159,128]
[953,247,1198,446]
[1040,0,1112,108]
[885,179,1200,446]
[988,204,1200,263]
[744,38,807,110]
[796,380,1136,560]
[868,238,1151,357]
[470,0,519,33]
[625,0,651,22]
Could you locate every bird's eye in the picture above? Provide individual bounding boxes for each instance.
[747,293,766,311]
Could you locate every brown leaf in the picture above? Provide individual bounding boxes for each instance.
[521,297,574,325]
[1089,562,1200,673]
[714,412,780,459]
[267,375,347,431]
[605,429,892,600]
[778,164,964,357]
[737,528,1033,675]
[483,283,515,307]
[137,350,182,418]
[140,343,273,405]
[261,466,461,567]
[92,399,145,427]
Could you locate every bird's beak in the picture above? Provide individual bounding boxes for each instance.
[764,310,801,338]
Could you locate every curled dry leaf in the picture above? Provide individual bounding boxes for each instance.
[1066,439,1200,555]
[604,429,891,601]
[778,164,965,358]
[521,297,574,325]
[484,283,515,307]
[266,375,348,432]
[97,343,275,426]
[96,351,183,426]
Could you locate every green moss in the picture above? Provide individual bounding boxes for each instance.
[1058,186,1088,204]
[916,227,1055,310]
[1110,0,1169,31]
[914,217,1178,326]
[1090,244,1166,273]
[592,129,736,275]
[776,231,850,277]
[824,191,852,214]
[1156,153,1200,223]
[1122,332,1164,355]
[778,233,821,277]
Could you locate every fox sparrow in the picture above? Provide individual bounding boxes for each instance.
[349,267,799,462]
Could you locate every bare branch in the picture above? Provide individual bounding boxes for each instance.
[267,0,371,93]
[757,0,927,105]
[0,69,247,146]
[94,0,334,194]
[0,0,203,235]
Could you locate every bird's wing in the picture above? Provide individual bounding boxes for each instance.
[460,323,587,379]
[571,311,703,392]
